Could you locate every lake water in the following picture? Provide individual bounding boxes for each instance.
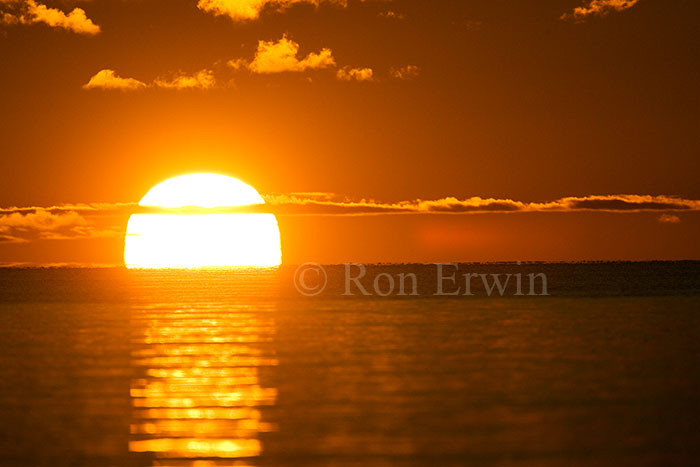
[0,263,699,466]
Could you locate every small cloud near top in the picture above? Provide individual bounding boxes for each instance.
[154,70,216,90]
[197,0,348,21]
[84,69,215,91]
[247,35,336,73]
[379,10,405,20]
[390,65,420,80]
[0,0,100,35]
[336,66,374,81]
[238,36,373,80]
[83,70,147,91]
[561,0,640,21]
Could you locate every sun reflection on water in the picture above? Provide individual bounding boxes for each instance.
[129,302,278,465]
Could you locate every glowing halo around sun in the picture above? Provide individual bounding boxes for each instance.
[124,174,281,269]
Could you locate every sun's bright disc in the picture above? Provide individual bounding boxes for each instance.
[124,174,281,269]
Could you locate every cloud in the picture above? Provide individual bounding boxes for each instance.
[4,194,699,217]
[562,195,695,211]
[83,69,148,91]
[257,194,522,216]
[196,0,347,22]
[1,10,18,25]
[255,193,700,216]
[0,210,86,230]
[154,70,216,90]
[379,10,405,20]
[247,35,336,73]
[1,0,100,34]
[5,194,695,243]
[84,69,216,91]
[0,234,27,244]
[231,36,377,79]
[658,214,681,224]
[0,208,120,243]
[561,0,640,21]
[336,66,374,81]
[390,65,420,80]
[227,58,249,71]
[86,37,375,89]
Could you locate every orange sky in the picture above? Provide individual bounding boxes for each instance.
[1,0,699,265]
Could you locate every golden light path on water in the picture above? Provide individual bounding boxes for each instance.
[123,174,282,465]
[128,299,278,465]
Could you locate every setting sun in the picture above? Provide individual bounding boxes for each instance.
[124,174,281,268]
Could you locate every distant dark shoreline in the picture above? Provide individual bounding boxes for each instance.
[1,262,699,301]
